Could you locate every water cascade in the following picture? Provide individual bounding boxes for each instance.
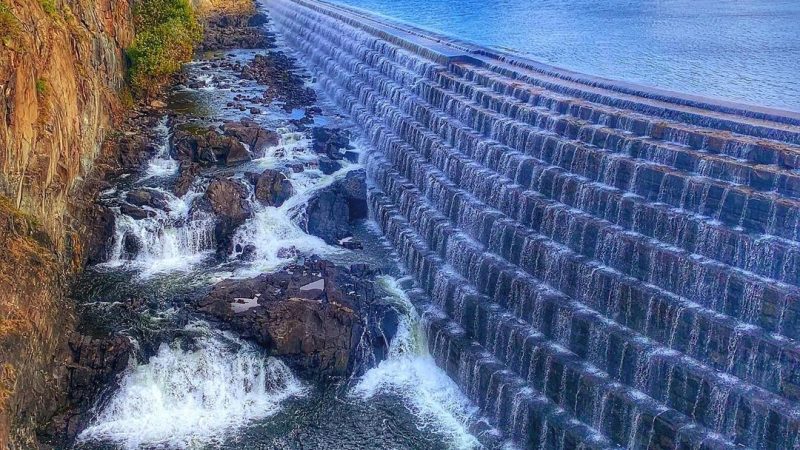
[267,0,800,447]
[77,324,306,449]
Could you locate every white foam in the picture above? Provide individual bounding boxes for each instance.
[103,188,214,277]
[230,139,363,277]
[144,118,179,178]
[78,325,306,449]
[351,276,481,450]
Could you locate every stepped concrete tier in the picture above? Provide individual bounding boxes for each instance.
[268,0,800,447]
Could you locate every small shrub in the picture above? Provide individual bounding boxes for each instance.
[126,0,201,98]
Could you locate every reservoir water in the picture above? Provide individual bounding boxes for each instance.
[332,0,800,111]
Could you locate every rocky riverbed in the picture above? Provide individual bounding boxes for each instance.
[48,3,499,449]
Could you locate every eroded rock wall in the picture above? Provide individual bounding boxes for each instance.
[0,0,133,446]
[0,0,132,241]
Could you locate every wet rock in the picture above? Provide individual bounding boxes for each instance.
[312,127,352,159]
[122,233,141,257]
[197,259,396,378]
[120,203,156,220]
[305,169,368,245]
[125,188,171,211]
[248,12,269,27]
[83,204,116,265]
[44,333,133,443]
[204,177,251,222]
[171,127,251,166]
[318,156,341,175]
[201,177,252,255]
[222,121,279,154]
[174,161,201,197]
[199,12,274,51]
[116,133,157,171]
[244,52,316,110]
[236,243,257,261]
[248,169,294,207]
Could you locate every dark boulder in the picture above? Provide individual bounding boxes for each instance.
[116,133,158,171]
[223,121,279,155]
[305,169,368,244]
[84,204,116,265]
[125,188,171,211]
[120,203,156,220]
[174,161,201,197]
[122,233,141,257]
[247,169,294,207]
[318,156,341,175]
[196,259,396,378]
[312,127,352,159]
[201,177,252,255]
[171,127,251,166]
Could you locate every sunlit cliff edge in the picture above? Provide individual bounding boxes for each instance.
[0,0,134,446]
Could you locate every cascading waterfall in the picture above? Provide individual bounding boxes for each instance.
[77,323,306,449]
[104,186,215,276]
[228,129,363,277]
[352,276,482,450]
[267,0,800,448]
[144,118,179,179]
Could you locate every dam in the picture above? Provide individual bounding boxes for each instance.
[267,0,800,448]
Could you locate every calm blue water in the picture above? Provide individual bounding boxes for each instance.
[332,0,800,112]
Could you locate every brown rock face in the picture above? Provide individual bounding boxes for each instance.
[223,121,279,154]
[0,0,134,240]
[200,177,252,255]
[204,178,252,223]
[197,260,387,378]
[250,169,293,207]
[41,334,133,443]
[0,0,135,445]
[171,127,251,166]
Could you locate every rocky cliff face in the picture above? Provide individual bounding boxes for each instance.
[0,0,133,447]
[0,0,132,237]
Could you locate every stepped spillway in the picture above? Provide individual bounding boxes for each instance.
[268,0,800,447]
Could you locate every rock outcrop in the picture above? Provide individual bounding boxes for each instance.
[40,334,133,444]
[0,0,134,446]
[171,126,252,166]
[248,168,294,207]
[197,259,396,378]
[196,177,252,255]
[241,52,316,110]
[223,120,279,154]
[305,169,368,244]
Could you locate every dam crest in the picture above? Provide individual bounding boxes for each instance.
[268,0,800,447]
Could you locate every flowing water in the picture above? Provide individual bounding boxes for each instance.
[74,37,491,450]
[331,0,800,111]
[74,0,800,448]
[265,0,800,448]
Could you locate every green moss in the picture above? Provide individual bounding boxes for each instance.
[0,3,21,44]
[127,0,201,98]
[35,78,47,95]
[39,0,57,17]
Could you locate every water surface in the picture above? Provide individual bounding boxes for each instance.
[332,0,800,111]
